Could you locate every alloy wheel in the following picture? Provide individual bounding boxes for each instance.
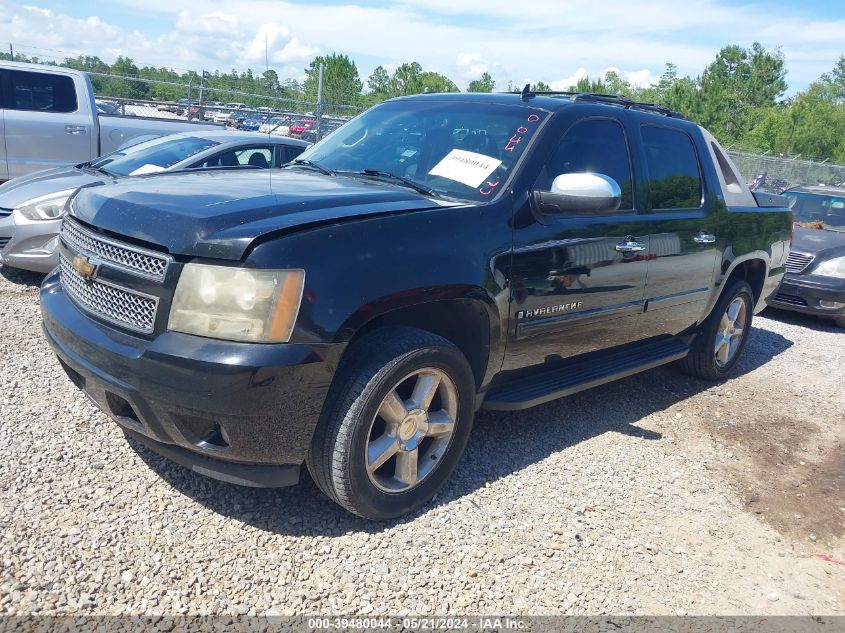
[714,296,748,368]
[365,368,458,492]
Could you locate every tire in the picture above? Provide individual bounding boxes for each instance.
[676,280,754,381]
[306,326,476,520]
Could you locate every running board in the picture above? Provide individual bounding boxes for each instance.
[483,338,689,411]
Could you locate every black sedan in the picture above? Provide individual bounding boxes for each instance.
[770,185,845,327]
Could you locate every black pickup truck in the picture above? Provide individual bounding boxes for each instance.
[41,91,791,519]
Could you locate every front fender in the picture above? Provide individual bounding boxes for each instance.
[244,202,514,381]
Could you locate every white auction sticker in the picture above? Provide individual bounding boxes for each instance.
[428,149,502,188]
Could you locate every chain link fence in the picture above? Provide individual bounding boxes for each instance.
[87,72,362,143]
[727,149,845,193]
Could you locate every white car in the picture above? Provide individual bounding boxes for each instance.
[209,110,233,124]
[258,116,292,136]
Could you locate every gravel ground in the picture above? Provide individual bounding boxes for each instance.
[1,266,843,616]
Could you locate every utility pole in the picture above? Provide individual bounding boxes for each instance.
[9,43,13,60]
[316,63,325,141]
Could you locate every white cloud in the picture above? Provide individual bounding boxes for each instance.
[623,69,659,88]
[175,10,238,36]
[455,52,488,81]
[274,37,320,64]
[549,68,589,91]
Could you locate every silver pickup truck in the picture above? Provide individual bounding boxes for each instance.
[0,61,222,182]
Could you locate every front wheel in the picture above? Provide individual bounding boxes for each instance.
[307,327,476,520]
[676,280,754,380]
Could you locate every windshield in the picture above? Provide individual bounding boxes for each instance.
[294,99,549,202]
[783,191,845,232]
[89,136,221,176]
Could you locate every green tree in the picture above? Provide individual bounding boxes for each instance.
[748,81,845,163]
[367,65,391,95]
[655,63,678,99]
[697,43,786,142]
[390,62,423,96]
[531,81,551,92]
[304,53,363,106]
[418,71,459,94]
[103,56,148,98]
[602,70,631,95]
[468,72,495,93]
[261,69,280,93]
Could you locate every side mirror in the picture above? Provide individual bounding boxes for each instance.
[531,173,622,216]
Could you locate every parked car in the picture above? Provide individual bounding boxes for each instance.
[240,116,268,132]
[258,115,292,136]
[40,92,790,520]
[300,119,345,144]
[226,111,249,129]
[208,110,232,125]
[95,100,120,115]
[289,117,316,138]
[0,131,309,272]
[0,61,222,182]
[768,185,845,327]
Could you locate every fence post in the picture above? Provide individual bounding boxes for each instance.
[316,63,325,142]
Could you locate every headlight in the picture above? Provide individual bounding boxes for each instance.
[168,264,305,343]
[813,256,845,279]
[15,189,77,221]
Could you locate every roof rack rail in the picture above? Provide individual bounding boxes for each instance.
[514,84,686,119]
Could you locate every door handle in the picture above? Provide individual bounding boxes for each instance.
[694,232,716,244]
[615,239,646,253]
[65,125,87,135]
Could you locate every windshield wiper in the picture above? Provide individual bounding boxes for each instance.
[348,169,440,198]
[290,159,335,176]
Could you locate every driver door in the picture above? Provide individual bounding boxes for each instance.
[503,116,650,372]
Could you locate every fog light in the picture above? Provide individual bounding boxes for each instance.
[819,300,845,309]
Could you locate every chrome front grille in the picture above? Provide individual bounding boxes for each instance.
[784,251,814,274]
[60,255,159,333]
[61,217,170,280]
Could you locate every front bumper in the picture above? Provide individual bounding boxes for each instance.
[0,210,61,273]
[769,272,845,317]
[40,270,345,487]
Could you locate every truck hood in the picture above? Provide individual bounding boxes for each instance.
[792,225,845,258]
[0,166,108,209]
[69,168,455,260]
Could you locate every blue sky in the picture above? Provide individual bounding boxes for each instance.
[1,0,843,93]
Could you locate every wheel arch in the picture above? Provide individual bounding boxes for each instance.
[705,253,769,320]
[336,286,503,392]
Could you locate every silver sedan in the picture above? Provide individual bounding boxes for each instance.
[0,131,309,273]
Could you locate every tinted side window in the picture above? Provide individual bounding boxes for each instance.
[284,145,305,163]
[538,118,634,210]
[641,125,702,209]
[196,146,273,168]
[8,70,77,113]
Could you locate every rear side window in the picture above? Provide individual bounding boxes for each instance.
[641,125,702,210]
[538,118,634,210]
[710,142,742,194]
[7,70,77,113]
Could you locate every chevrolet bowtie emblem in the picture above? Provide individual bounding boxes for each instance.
[72,255,99,281]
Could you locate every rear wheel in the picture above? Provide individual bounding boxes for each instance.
[676,280,754,380]
[306,327,475,520]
